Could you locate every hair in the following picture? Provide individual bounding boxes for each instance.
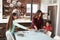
[46,21,51,24]
[45,21,51,26]
[37,10,42,13]
[33,10,43,19]
[6,13,17,31]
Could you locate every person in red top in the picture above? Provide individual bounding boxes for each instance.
[43,21,53,33]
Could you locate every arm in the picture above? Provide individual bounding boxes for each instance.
[34,25,37,30]
[32,18,37,30]
[11,21,30,34]
[13,22,30,30]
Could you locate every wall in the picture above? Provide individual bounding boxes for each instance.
[40,0,49,13]
[0,0,6,23]
[58,9,60,36]
[0,0,41,23]
[0,0,2,20]
[57,0,60,36]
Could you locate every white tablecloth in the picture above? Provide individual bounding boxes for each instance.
[14,31,53,40]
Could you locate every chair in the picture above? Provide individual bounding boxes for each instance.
[46,31,52,37]
[6,30,14,40]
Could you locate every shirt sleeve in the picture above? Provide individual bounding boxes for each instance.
[11,21,28,34]
[13,21,28,30]
[32,18,36,26]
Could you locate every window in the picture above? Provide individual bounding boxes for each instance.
[26,4,31,13]
[26,4,38,13]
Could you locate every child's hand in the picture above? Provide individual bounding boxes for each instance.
[45,30,48,34]
[27,27,31,31]
[43,26,45,29]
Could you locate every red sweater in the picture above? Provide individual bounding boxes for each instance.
[43,26,52,31]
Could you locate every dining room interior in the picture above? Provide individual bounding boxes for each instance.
[0,0,60,40]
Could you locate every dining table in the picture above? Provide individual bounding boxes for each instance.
[14,30,53,40]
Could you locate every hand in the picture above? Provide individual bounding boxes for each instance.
[45,30,48,34]
[43,26,45,29]
[27,28,31,31]
[27,27,31,31]
[34,26,37,30]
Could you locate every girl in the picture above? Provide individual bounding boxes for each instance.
[6,13,30,40]
[43,21,53,36]
[43,21,52,32]
[31,10,44,30]
[6,13,30,33]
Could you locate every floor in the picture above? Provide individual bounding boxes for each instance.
[54,36,60,40]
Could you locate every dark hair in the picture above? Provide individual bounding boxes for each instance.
[12,13,17,16]
[36,10,42,13]
[44,21,51,26]
[34,10,43,19]
[6,13,17,31]
[46,21,51,24]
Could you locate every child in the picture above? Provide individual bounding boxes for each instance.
[43,21,53,36]
[6,13,30,40]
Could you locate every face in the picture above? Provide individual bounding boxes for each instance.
[13,16,17,19]
[35,13,42,19]
[39,13,41,17]
[46,22,50,26]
